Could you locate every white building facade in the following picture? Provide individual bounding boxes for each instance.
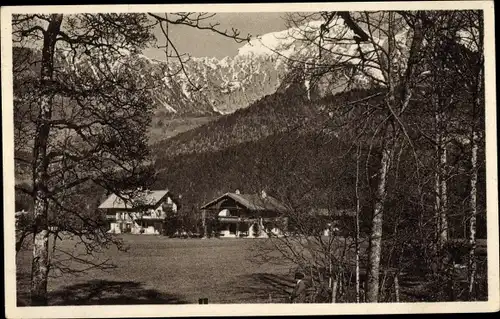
[99,190,179,235]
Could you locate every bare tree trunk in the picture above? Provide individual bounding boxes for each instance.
[468,132,478,299]
[394,273,400,302]
[355,143,361,303]
[366,138,392,303]
[434,155,441,248]
[30,14,63,306]
[338,271,344,300]
[380,270,388,302]
[440,147,448,243]
[434,106,448,251]
[433,103,449,272]
[331,276,338,303]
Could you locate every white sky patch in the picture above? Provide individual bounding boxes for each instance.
[457,29,480,52]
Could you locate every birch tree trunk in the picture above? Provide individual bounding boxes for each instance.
[366,12,396,303]
[331,276,338,303]
[30,14,63,306]
[355,143,361,303]
[467,10,483,301]
[366,137,392,302]
[364,11,424,303]
[468,133,478,299]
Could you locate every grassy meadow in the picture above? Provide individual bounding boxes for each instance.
[16,234,487,305]
[16,235,296,305]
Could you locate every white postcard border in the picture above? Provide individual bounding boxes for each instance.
[2,2,498,317]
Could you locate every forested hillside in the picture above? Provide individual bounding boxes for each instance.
[151,85,487,239]
[151,87,383,157]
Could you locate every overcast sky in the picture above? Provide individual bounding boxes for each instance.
[143,12,290,60]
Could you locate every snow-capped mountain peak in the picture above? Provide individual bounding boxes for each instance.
[58,17,412,122]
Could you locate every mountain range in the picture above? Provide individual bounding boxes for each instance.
[139,17,400,114]
[132,17,413,142]
[16,18,408,143]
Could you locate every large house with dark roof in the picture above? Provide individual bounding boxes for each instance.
[99,189,179,235]
[200,190,289,238]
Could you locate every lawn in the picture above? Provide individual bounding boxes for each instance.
[16,235,488,305]
[16,235,297,305]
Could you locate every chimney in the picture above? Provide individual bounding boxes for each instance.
[261,190,267,199]
[235,189,241,195]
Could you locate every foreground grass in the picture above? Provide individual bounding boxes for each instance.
[16,235,296,305]
[17,235,487,305]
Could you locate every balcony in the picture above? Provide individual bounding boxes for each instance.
[107,210,167,222]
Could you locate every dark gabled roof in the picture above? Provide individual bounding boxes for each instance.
[200,192,288,213]
[98,190,172,210]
